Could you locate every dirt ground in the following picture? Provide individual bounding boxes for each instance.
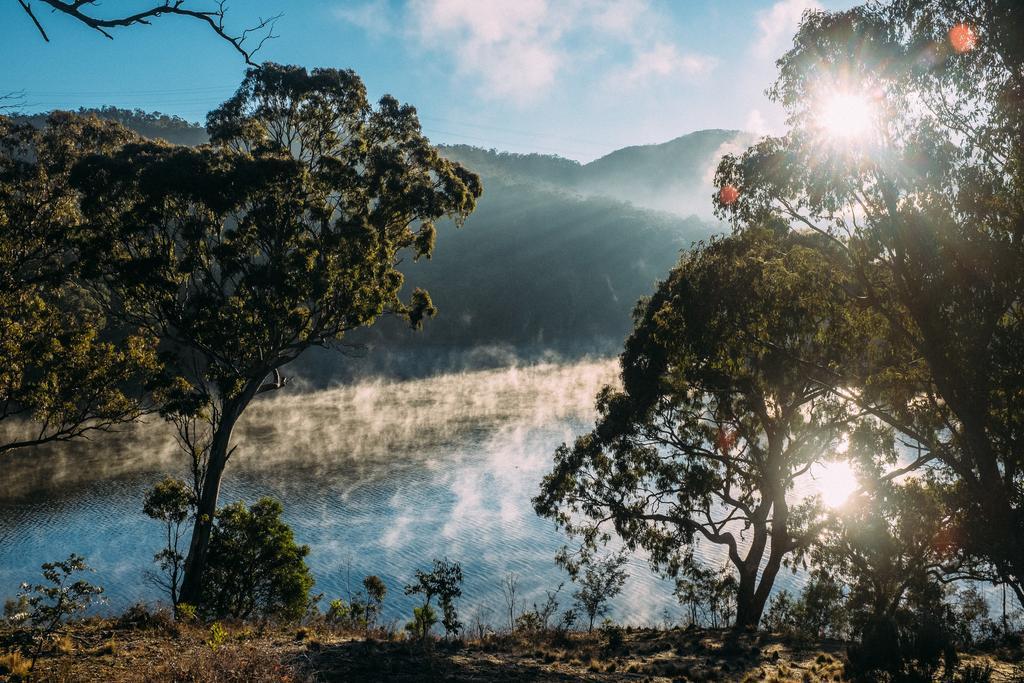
[2,617,1022,682]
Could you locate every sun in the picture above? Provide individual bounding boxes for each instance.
[816,91,875,143]
[812,460,860,508]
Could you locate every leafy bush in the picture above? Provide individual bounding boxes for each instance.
[13,555,104,670]
[845,585,959,683]
[763,572,847,640]
[572,552,628,632]
[405,604,438,643]
[674,560,737,629]
[514,583,563,634]
[600,618,625,652]
[951,586,999,648]
[207,622,228,651]
[200,498,314,622]
[326,575,387,631]
[404,559,463,640]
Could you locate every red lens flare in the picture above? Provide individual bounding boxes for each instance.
[719,184,739,206]
[949,23,977,54]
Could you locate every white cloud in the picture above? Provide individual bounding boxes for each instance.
[334,0,393,35]
[616,42,716,86]
[407,0,568,104]
[338,0,716,106]
[753,0,822,59]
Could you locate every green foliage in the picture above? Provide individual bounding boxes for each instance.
[143,477,194,606]
[70,63,481,603]
[200,498,314,622]
[14,554,105,669]
[535,225,875,629]
[514,583,562,633]
[16,107,208,146]
[206,622,228,651]
[600,618,626,652]
[674,560,737,630]
[338,174,713,355]
[571,552,628,632]
[714,0,1024,603]
[404,558,463,640]
[763,572,847,640]
[405,604,438,643]
[0,113,159,455]
[811,481,960,680]
[175,602,197,623]
[326,575,387,631]
[16,554,105,630]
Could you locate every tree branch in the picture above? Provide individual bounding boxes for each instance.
[19,1,280,65]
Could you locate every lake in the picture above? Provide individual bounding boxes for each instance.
[1,358,834,626]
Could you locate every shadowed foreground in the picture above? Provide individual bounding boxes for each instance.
[3,615,1020,682]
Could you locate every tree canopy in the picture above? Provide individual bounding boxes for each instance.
[535,225,883,629]
[72,63,482,606]
[0,113,159,454]
[714,0,1024,604]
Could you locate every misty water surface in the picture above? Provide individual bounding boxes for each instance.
[1,359,829,625]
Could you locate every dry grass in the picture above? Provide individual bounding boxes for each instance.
[0,651,31,678]
[1,618,1022,682]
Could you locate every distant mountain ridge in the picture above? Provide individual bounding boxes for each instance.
[440,128,751,217]
[14,107,209,146]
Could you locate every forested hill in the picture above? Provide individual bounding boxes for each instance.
[352,176,714,347]
[14,107,209,146]
[440,128,751,217]
[15,107,722,375]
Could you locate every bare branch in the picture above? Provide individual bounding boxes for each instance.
[19,1,281,65]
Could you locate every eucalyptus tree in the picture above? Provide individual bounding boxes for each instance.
[714,0,1024,601]
[535,226,880,630]
[73,63,482,605]
[0,112,158,454]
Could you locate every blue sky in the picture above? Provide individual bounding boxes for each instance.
[2,0,849,162]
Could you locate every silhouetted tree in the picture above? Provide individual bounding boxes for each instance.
[715,0,1024,603]
[536,226,880,630]
[72,63,481,607]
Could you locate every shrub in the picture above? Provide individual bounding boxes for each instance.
[207,622,229,651]
[573,552,628,631]
[404,558,463,640]
[956,663,993,683]
[327,575,387,631]
[143,477,194,606]
[200,498,314,622]
[405,604,438,642]
[763,573,847,640]
[600,618,625,652]
[515,583,563,634]
[674,559,737,629]
[14,554,104,670]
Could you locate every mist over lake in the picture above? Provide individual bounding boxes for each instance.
[2,357,827,624]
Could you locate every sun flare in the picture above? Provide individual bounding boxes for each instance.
[816,92,875,143]
[813,461,859,508]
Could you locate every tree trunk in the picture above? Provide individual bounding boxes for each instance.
[177,389,254,607]
[733,567,761,631]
